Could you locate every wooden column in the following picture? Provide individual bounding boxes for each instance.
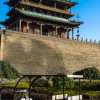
[55,26,58,36]
[66,28,70,39]
[54,2,56,8]
[40,24,43,35]
[19,19,22,32]
[15,21,17,31]
[72,28,74,40]
[40,0,42,3]
[27,22,30,33]
[16,20,19,31]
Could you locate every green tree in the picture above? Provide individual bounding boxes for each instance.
[52,75,75,90]
[73,67,100,82]
[0,61,19,79]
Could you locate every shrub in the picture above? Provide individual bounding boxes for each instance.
[0,61,20,79]
[52,75,75,90]
[73,67,100,80]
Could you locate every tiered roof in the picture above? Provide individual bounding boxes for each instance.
[3,8,82,27]
[6,0,78,8]
[20,1,73,16]
[2,0,82,28]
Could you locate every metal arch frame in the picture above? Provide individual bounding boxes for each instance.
[13,75,35,100]
[13,76,25,100]
[13,75,67,100]
[28,75,42,99]
[14,76,24,93]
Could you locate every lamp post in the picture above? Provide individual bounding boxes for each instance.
[67,75,83,100]
[62,75,65,100]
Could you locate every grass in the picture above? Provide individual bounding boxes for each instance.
[0,79,100,97]
[0,81,78,95]
[0,81,29,89]
[83,91,100,97]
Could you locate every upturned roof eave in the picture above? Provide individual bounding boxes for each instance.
[54,0,78,7]
[3,8,82,28]
[16,9,81,27]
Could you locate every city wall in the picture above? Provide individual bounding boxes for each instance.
[0,30,100,75]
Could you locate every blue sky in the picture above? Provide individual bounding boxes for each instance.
[0,0,100,41]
